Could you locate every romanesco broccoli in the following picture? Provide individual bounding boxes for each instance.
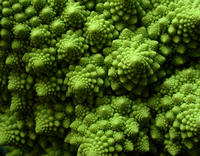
[0,0,200,156]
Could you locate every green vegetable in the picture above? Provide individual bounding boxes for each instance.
[0,0,200,156]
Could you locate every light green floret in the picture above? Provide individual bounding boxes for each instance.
[64,54,105,100]
[84,12,119,53]
[79,53,105,67]
[130,103,151,123]
[14,13,27,23]
[0,112,36,147]
[103,0,145,30]
[30,25,51,47]
[18,0,31,9]
[64,61,106,102]
[61,0,89,28]
[34,102,73,136]
[10,91,33,112]
[32,0,46,11]
[56,30,88,63]
[76,0,95,9]
[169,7,200,57]
[142,3,170,29]
[171,104,200,139]
[146,0,174,9]
[75,0,106,10]
[13,23,30,40]
[110,96,132,115]
[47,0,67,14]
[0,28,12,44]
[65,96,151,155]
[159,67,200,97]
[142,0,200,63]
[105,29,166,96]
[5,53,21,67]
[11,40,27,53]
[0,14,13,49]
[34,79,56,96]
[25,6,37,19]
[29,16,41,27]
[0,40,9,51]
[22,48,56,73]
[39,6,56,24]
[34,70,66,97]
[155,102,200,156]
[50,19,66,35]
[8,73,34,91]
[148,67,200,155]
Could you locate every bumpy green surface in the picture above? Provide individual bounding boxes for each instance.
[0,0,200,156]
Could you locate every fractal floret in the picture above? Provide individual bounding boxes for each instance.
[0,0,200,156]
